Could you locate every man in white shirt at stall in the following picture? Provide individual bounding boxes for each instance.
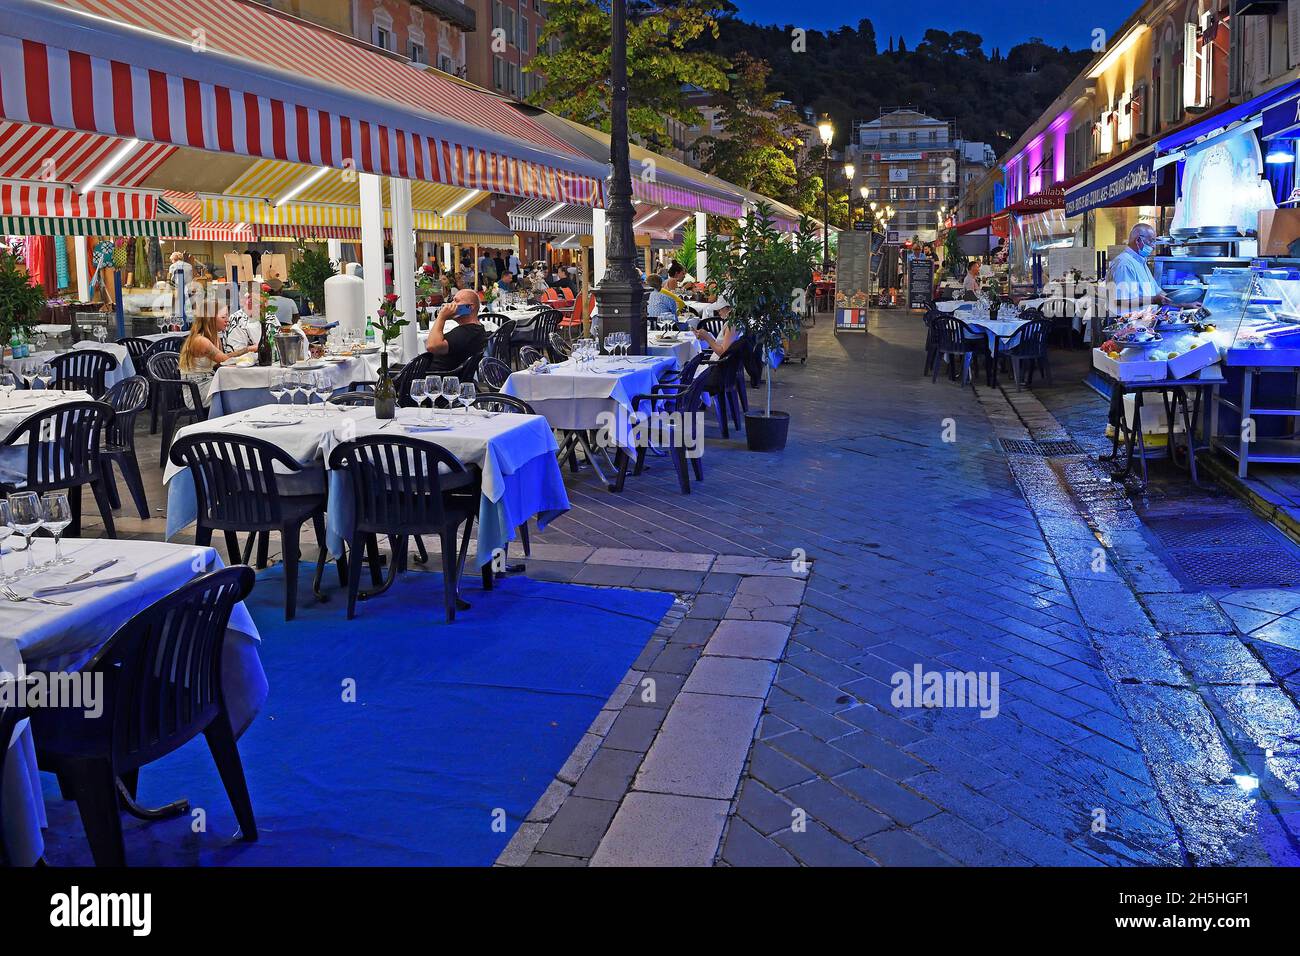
[1105,222,1171,315]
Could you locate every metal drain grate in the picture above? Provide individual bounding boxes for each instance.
[999,437,1087,457]
[1144,513,1300,589]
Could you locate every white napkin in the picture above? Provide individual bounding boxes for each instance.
[32,572,138,597]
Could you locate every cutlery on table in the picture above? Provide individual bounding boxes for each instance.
[65,558,119,585]
[1,585,71,607]
[33,572,138,598]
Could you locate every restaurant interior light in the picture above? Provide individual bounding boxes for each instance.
[442,190,481,216]
[274,166,331,207]
[633,208,661,229]
[667,214,690,232]
[1232,773,1260,793]
[1266,147,1296,165]
[79,138,140,194]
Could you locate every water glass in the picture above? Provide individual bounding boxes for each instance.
[8,492,43,577]
[313,371,332,412]
[424,376,440,421]
[36,363,55,391]
[410,379,427,420]
[40,492,73,566]
[0,371,16,399]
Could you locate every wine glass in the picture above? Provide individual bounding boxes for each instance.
[40,492,73,567]
[0,370,16,400]
[0,499,12,583]
[604,333,617,356]
[269,371,286,406]
[410,378,427,422]
[313,371,333,413]
[289,372,305,406]
[458,382,476,417]
[423,376,439,421]
[94,325,108,344]
[441,376,460,412]
[36,363,55,391]
[8,492,43,577]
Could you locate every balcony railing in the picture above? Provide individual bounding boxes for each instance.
[414,0,477,32]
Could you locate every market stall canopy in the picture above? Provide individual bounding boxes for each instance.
[1063,144,1169,218]
[950,214,994,235]
[509,198,594,235]
[1,181,188,235]
[2,0,607,205]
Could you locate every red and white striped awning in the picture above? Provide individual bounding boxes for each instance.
[2,0,607,206]
[1,179,158,218]
[0,119,173,186]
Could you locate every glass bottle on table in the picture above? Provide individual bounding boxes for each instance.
[7,492,43,577]
[40,492,73,566]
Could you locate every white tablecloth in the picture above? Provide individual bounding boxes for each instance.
[10,343,134,391]
[208,356,380,416]
[1,538,264,867]
[0,389,93,442]
[501,355,676,447]
[647,332,703,369]
[162,404,569,566]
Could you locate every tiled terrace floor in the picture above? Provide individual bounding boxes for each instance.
[76,308,1300,865]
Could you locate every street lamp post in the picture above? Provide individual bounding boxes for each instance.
[844,162,855,229]
[593,0,646,354]
[818,118,834,273]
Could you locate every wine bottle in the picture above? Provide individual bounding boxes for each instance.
[257,317,273,367]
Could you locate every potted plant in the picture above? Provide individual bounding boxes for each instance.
[0,252,46,354]
[286,245,337,313]
[371,293,408,420]
[702,204,817,452]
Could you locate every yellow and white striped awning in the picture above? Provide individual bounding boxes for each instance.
[200,195,466,232]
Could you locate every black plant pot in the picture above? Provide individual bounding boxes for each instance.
[745,411,789,451]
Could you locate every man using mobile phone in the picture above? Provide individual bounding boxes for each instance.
[426,289,488,373]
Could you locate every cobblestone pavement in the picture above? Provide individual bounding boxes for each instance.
[93,309,1300,866]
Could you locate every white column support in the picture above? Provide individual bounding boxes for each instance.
[389,177,420,363]
[443,242,453,272]
[694,211,707,284]
[593,207,608,284]
[358,173,386,326]
[327,238,342,264]
[72,236,90,303]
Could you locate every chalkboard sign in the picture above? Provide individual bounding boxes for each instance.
[907,255,934,311]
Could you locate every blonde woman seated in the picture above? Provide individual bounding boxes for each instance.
[179,308,256,409]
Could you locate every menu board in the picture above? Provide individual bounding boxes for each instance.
[907,255,934,310]
[835,231,874,333]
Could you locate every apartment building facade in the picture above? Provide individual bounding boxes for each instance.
[465,0,549,98]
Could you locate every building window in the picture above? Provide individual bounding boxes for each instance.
[410,42,426,65]
[374,26,392,51]
[493,54,505,90]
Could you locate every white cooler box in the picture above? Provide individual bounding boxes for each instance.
[1166,339,1221,379]
[1093,348,1166,383]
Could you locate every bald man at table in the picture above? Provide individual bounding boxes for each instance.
[425,288,489,374]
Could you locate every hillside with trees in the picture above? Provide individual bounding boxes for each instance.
[693,18,1093,153]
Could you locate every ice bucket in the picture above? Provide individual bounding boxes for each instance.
[275,332,306,367]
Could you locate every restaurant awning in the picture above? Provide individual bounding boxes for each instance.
[1164,79,1300,149]
[509,198,594,235]
[1,181,189,235]
[950,214,993,235]
[1004,186,1065,216]
[1064,144,1164,217]
[3,0,607,205]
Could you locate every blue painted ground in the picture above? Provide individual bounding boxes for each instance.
[41,566,672,866]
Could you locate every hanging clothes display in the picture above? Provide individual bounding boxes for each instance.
[54,236,69,290]
[147,237,163,280]
[24,236,54,294]
[133,235,151,285]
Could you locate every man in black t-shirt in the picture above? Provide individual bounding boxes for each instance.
[426,288,489,373]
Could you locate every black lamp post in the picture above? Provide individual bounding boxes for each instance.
[818,118,833,272]
[593,0,646,354]
[844,162,855,229]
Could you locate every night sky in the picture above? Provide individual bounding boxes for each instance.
[729,0,1137,52]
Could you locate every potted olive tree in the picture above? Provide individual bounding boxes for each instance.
[702,204,817,452]
[0,252,46,355]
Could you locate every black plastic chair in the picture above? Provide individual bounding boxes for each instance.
[102,376,151,519]
[142,338,182,434]
[50,349,119,398]
[700,317,727,338]
[628,370,709,494]
[393,352,437,408]
[328,391,376,407]
[548,332,572,362]
[117,337,153,369]
[922,308,943,376]
[529,309,562,358]
[702,346,746,438]
[0,400,116,537]
[485,319,517,367]
[932,316,988,387]
[328,436,478,623]
[148,353,207,469]
[31,565,257,867]
[1004,318,1053,389]
[475,356,512,392]
[169,433,332,621]
[472,393,533,415]
[517,345,545,368]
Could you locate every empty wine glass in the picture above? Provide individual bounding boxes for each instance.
[36,363,54,391]
[40,492,73,567]
[0,499,12,583]
[0,370,16,400]
[424,375,440,422]
[269,371,287,406]
[8,492,43,577]
[604,333,617,356]
[458,381,476,417]
[313,371,332,413]
[289,372,305,405]
[441,376,460,411]
[410,378,427,421]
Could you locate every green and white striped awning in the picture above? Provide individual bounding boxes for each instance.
[1,200,190,238]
